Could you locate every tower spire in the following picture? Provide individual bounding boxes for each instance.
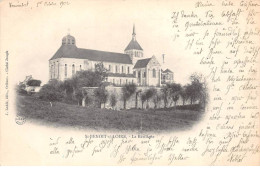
[132,24,136,41]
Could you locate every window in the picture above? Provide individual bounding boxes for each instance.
[120,79,122,85]
[109,65,112,72]
[54,63,55,78]
[153,69,156,78]
[126,79,128,84]
[116,65,118,73]
[113,79,115,84]
[122,66,124,73]
[143,71,146,78]
[51,65,53,79]
[57,62,59,78]
[133,71,136,77]
[72,39,75,44]
[127,67,130,74]
[65,64,67,78]
[138,71,141,78]
[68,39,70,44]
[132,79,134,84]
[80,65,82,70]
[72,64,75,75]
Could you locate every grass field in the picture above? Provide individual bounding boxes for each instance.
[16,95,204,132]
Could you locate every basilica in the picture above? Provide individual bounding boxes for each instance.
[49,25,173,87]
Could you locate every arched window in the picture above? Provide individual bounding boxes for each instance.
[65,64,67,78]
[153,69,156,78]
[72,64,75,75]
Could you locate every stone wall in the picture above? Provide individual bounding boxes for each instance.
[82,86,185,110]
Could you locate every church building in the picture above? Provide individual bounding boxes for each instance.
[49,25,173,87]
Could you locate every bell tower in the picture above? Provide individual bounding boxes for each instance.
[124,24,143,64]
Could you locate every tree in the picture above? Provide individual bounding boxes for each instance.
[168,83,182,107]
[122,83,137,109]
[38,82,63,102]
[172,95,179,107]
[94,86,108,108]
[153,92,162,109]
[95,62,108,82]
[110,94,117,109]
[135,90,142,109]
[60,70,106,106]
[144,88,156,109]
[161,84,171,108]
[141,93,146,109]
[186,72,208,108]
[179,85,189,105]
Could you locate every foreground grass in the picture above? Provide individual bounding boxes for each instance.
[16,95,204,132]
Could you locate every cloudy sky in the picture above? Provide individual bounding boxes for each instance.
[1,0,202,85]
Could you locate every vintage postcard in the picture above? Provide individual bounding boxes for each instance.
[0,0,259,166]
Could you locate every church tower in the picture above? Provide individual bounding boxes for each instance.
[124,24,143,64]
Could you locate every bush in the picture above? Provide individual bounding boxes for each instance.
[38,84,63,101]
[27,80,41,86]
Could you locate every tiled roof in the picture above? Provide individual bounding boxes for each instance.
[163,69,173,73]
[124,39,143,51]
[49,45,132,64]
[133,58,151,69]
[107,73,135,78]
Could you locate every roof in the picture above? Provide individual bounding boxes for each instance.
[163,69,173,73]
[107,73,135,78]
[49,45,132,64]
[133,58,151,69]
[124,39,143,51]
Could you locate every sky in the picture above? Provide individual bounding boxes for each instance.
[1,0,202,85]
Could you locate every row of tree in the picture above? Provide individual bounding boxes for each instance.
[35,62,207,110]
[120,72,208,110]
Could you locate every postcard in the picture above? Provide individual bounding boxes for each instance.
[0,0,259,165]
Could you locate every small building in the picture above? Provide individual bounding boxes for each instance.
[161,69,174,84]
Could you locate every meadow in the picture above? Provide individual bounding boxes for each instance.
[16,94,204,132]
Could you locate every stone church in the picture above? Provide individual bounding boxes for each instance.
[49,25,173,87]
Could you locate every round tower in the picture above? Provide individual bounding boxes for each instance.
[62,33,76,46]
